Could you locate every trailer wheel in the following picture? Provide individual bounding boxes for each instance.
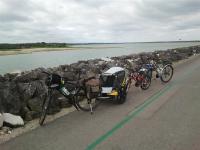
[116,87,127,104]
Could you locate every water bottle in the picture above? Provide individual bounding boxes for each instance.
[60,87,70,96]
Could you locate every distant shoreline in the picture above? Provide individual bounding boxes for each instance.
[0,44,124,56]
[70,40,200,45]
[0,47,77,56]
[0,46,121,56]
[0,41,200,56]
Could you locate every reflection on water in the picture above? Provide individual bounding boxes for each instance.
[0,42,199,74]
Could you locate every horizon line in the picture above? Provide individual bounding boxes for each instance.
[0,40,200,44]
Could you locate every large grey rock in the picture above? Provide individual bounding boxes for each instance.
[0,75,7,82]
[57,97,72,108]
[63,71,75,81]
[0,82,21,114]
[101,57,113,62]
[0,126,12,135]
[24,111,40,121]
[27,97,42,112]
[33,80,48,97]
[0,113,3,128]
[4,73,20,81]
[17,82,36,101]
[98,60,106,66]
[14,68,44,83]
[3,113,24,128]
[17,80,47,102]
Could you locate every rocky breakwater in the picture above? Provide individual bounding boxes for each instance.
[0,45,199,129]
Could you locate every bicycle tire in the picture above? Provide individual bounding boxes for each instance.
[39,93,51,125]
[160,64,174,83]
[116,87,127,104]
[141,75,151,90]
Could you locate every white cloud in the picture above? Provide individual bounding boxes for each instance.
[0,0,200,43]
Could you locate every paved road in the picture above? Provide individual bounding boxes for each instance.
[1,55,200,150]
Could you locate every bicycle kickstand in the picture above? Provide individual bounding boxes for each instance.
[89,103,93,115]
[70,99,80,111]
[74,103,80,111]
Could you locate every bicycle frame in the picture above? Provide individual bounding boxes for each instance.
[39,71,97,125]
[44,71,87,109]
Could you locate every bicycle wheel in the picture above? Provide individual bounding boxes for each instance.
[39,92,51,125]
[116,87,127,104]
[160,64,173,83]
[76,88,100,112]
[141,75,151,90]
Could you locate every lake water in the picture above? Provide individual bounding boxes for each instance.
[0,42,200,75]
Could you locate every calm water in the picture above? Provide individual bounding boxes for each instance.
[0,42,200,74]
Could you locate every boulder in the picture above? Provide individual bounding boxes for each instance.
[4,73,20,81]
[0,113,3,128]
[17,80,47,102]
[27,97,42,112]
[33,80,48,97]
[0,82,21,114]
[24,111,40,121]
[17,82,36,101]
[57,97,72,108]
[3,113,24,128]
[35,90,62,115]
[0,126,12,135]
[98,60,106,66]
[0,75,6,82]
[101,57,113,62]
[14,70,40,82]
[47,105,61,115]
[19,106,30,119]
[77,62,87,69]
[63,71,75,81]
[0,95,3,112]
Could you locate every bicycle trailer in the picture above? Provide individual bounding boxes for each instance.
[98,67,130,104]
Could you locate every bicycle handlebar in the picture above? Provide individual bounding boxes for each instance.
[41,70,96,85]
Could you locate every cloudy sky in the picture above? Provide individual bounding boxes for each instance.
[0,0,200,43]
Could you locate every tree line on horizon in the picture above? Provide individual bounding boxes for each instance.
[0,42,70,51]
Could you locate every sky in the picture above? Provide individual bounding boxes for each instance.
[0,0,200,43]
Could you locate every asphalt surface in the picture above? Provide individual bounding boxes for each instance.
[1,55,200,150]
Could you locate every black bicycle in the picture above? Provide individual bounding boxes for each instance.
[39,70,100,125]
